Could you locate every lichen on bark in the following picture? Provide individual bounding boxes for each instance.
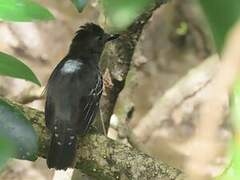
[2,97,184,180]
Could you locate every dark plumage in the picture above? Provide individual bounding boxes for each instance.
[45,23,119,170]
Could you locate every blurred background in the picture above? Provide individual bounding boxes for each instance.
[0,0,226,179]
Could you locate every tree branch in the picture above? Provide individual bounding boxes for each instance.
[2,98,184,180]
[127,55,220,170]
[100,0,168,130]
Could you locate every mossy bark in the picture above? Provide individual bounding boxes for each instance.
[3,97,184,180]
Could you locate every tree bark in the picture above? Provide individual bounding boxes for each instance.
[2,98,184,180]
[100,0,169,130]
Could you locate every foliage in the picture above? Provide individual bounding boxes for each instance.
[0,0,54,86]
[217,79,240,180]
[199,0,240,52]
[0,0,54,169]
[102,0,155,31]
[216,139,240,180]
[71,0,88,12]
[0,52,41,86]
[199,0,240,179]
[231,79,240,131]
[0,99,38,161]
[0,0,54,22]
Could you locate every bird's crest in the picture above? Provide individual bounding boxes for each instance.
[72,23,104,42]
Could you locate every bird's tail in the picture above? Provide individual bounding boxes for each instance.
[47,129,77,170]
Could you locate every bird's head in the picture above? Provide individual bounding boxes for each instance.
[69,23,119,58]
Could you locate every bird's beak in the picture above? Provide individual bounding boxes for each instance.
[105,34,120,42]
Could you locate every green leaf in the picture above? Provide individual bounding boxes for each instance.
[71,0,88,12]
[0,136,15,170]
[0,0,54,22]
[0,52,41,86]
[230,78,240,131]
[0,99,38,160]
[216,138,240,180]
[102,0,155,31]
[199,0,240,52]
[219,78,240,179]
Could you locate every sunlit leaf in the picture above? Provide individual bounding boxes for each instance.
[102,0,155,31]
[199,0,240,52]
[230,78,240,131]
[0,99,38,160]
[216,137,240,180]
[0,0,54,22]
[0,52,41,86]
[218,78,240,179]
[71,0,88,12]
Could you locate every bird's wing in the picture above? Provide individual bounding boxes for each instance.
[45,60,67,129]
[45,58,103,135]
[77,72,103,135]
[45,95,54,128]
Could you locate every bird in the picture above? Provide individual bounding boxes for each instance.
[44,23,119,170]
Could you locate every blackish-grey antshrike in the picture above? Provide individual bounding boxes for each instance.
[45,23,119,170]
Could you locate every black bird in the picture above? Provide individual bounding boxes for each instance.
[45,23,119,170]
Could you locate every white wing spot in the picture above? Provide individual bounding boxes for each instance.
[68,142,72,146]
[70,136,75,140]
[61,60,83,74]
[57,142,62,145]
